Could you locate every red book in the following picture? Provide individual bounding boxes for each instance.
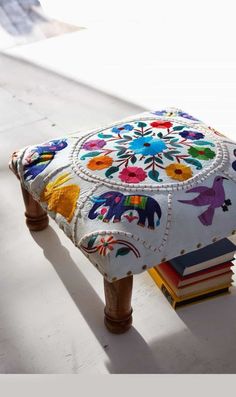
[157,261,234,288]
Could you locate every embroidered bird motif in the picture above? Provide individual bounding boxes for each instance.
[178,176,231,226]
[40,173,80,222]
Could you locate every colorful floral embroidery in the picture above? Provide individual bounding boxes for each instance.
[178,176,231,226]
[129,136,167,156]
[79,120,216,184]
[81,234,141,258]
[188,146,216,160]
[23,139,68,181]
[40,173,80,222]
[119,166,147,183]
[165,163,193,181]
[179,131,204,140]
[150,121,173,129]
[87,155,113,170]
[82,139,106,150]
[88,191,162,229]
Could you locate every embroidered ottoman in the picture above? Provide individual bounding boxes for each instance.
[10,108,236,333]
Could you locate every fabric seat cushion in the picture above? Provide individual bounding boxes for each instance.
[11,108,236,281]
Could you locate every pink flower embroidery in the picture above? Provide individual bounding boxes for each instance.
[119,166,147,183]
[82,139,106,150]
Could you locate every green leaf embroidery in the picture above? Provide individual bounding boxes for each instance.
[170,138,179,143]
[118,154,130,159]
[173,126,185,131]
[117,149,127,156]
[192,140,215,147]
[157,132,163,138]
[131,156,137,164]
[183,158,203,170]
[87,234,98,249]
[154,156,163,164]
[137,122,147,128]
[98,133,113,139]
[105,166,120,178]
[170,143,182,148]
[123,135,132,140]
[115,247,131,257]
[80,151,101,160]
[144,157,153,164]
[148,169,163,182]
[163,152,174,161]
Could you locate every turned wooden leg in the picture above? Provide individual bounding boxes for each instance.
[104,276,133,334]
[21,184,49,231]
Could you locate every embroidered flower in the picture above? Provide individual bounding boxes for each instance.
[188,146,216,160]
[82,139,106,150]
[97,236,116,256]
[150,121,173,129]
[165,163,193,181]
[179,131,205,140]
[112,124,134,133]
[119,166,147,183]
[129,137,167,156]
[87,155,113,170]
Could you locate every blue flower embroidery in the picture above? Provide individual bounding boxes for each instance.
[112,124,134,133]
[129,137,167,156]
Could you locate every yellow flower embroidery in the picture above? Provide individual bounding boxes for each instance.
[87,155,113,170]
[165,163,193,181]
[40,173,80,222]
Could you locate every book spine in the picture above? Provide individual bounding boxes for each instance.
[148,268,177,308]
[160,283,176,309]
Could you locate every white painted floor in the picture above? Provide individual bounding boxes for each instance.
[1,52,236,374]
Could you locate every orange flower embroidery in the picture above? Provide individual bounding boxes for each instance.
[87,155,113,170]
[165,163,193,181]
[40,173,80,222]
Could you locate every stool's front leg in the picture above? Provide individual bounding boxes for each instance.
[10,152,49,232]
[20,184,49,231]
[104,276,133,334]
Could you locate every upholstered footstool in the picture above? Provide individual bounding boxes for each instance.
[10,108,236,333]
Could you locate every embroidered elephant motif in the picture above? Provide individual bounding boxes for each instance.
[88,191,162,229]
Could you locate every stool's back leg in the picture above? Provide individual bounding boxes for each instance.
[104,276,133,334]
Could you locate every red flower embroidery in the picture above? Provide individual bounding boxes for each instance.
[150,121,173,129]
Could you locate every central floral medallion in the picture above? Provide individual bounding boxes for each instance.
[78,119,217,185]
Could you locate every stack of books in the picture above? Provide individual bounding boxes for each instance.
[148,238,236,309]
